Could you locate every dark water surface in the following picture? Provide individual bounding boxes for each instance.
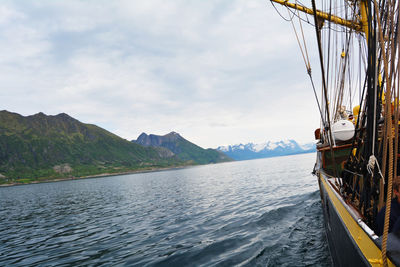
[0,153,331,266]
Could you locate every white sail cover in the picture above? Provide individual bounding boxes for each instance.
[332,120,355,141]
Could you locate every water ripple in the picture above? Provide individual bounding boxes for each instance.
[0,153,331,266]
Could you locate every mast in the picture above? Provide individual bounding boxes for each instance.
[269,0,390,216]
[271,0,400,265]
[365,0,377,167]
[270,0,365,33]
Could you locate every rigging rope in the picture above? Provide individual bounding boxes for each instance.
[374,0,394,265]
[367,155,384,183]
[286,3,327,127]
[297,4,311,69]
[311,0,337,155]
[288,8,311,72]
[270,1,400,261]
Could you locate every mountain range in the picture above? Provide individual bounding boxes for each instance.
[217,140,316,160]
[0,110,315,184]
[133,132,231,164]
[0,111,230,184]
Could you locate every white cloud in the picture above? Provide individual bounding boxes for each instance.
[0,0,321,148]
[0,5,24,25]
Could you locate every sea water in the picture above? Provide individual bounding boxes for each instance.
[0,153,331,266]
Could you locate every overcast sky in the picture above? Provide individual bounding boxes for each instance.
[0,0,321,148]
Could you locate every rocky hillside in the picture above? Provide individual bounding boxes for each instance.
[0,110,181,182]
[133,132,232,164]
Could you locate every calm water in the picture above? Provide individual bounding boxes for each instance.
[0,153,331,266]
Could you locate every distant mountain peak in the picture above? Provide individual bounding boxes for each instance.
[133,132,232,164]
[137,132,148,139]
[164,131,183,142]
[56,112,72,118]
[163,131,179,136]
[134,131,184,147]
[217,139,315,161]
[166,131,181,137]
[0,110,20,117]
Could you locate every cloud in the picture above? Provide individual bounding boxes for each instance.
[0,0,321,148]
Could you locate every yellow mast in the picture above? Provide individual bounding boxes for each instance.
[359,0,369,38]
[270,0,366,34]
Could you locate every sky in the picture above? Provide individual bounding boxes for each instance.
[0,0,322,148]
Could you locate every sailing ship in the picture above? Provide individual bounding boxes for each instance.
[271,0,400,266]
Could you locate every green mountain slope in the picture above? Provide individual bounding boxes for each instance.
[133,132,233,164]
[0,111,180,183]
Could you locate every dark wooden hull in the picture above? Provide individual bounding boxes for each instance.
[318,174,370,266]
[315,151,397,266]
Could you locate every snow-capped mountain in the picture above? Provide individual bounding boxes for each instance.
[217,139,316,161]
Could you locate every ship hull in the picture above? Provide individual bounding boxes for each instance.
[315,150,398,266]
[317,175,369,266]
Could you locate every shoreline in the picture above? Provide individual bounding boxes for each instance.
[0,165,190,187]
[0,152,315,187]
